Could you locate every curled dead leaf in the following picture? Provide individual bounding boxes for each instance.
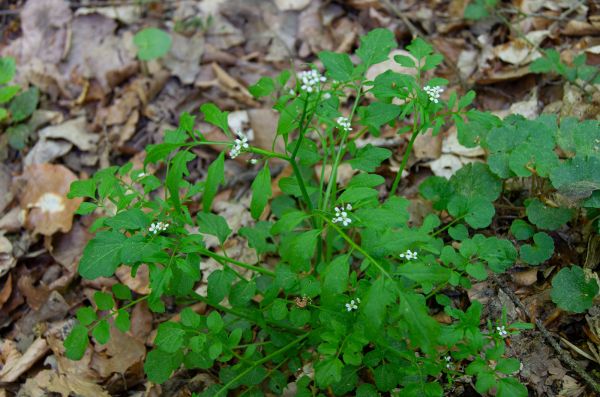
[19,164,82,236]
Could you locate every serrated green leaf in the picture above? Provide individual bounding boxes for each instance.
[68,179,96,199]
[338,186,378,204]
[207,269,236,304]
[133,28,172,60]
[496,358,521,374]
[348,144,392,172]
[359,102,401,133]
[144,349,183,384]
[497,377,528,397]
[239,222,276,254]
[197,212,231,244]
[271,298,288,321]
[203,152,225,212]
[314,357,343,387]
[356,28,397,68]
[407,37,433,60]
[319,51,354,82]
[207,311,224,333]
[79,231,127,279]
[251,165,271,219]
[249,76,275,98]
[155,322,186,352]
[551,266,599,313]
[201,103,230,136]
[105,208,150,231]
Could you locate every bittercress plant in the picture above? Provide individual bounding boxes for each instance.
[63,28,599,396]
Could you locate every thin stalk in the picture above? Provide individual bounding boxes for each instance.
[390,128,419,196]
[215,333,310,397]
[198,248,275,277]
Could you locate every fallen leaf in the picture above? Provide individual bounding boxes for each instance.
[413,131,442,161]
[274,0,311,11]
[0,235,16,278]
[17,275,50,311]
[115,264,150,295]
[0,164,13,215]
[494,31,548,66]
[19,164,83,236]
[24,139,72,166]
[38,117,98,151]
[19,369,110,397]
[164,33,204,85]
[0,273,13,309]
[90,327,146,379]
[74,5,142,25]
[0,338,49,382]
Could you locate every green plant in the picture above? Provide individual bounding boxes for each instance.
[63,29,556,396]
[0,56,39,149]
[133,27,172,61]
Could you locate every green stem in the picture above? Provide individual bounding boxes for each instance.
[390,127,419,196]
[215,333,310,397]
[248,146,289,161]
[198,248,275,277]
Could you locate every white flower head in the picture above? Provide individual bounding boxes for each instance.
[496,325,508,338]
[399,249,418,261]
[298,69,326,94]
[424,85,444,103]
[444,355,453,369]
[345,298,360,312]
[336,116,352,133]
[149,221,169,234]
[332,205,352,227]
[323,92,331,100]
[249,158,258,165]
[229,130,250,159]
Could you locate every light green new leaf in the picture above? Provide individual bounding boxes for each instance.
[200,103,230,136]
[0,56,16,84]
[133,28,172,60]
[319,51,354,82]
[249,76,275,98]
[551,266,599,313]
[356,28,397,68]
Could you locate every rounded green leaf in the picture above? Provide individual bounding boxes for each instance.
[551,266,599,313]
[92,319,110,344]
[133,28,172,60]
[115,310,131,333]
[520,232,554,265]
[93,291,115,311]
[76,307,97,326]
[526,198,573,231]
[9,87,38,122]
[510,219,535,240]
[64,324,89,360]
[0,56,16,84]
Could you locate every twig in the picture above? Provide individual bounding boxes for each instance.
[491,274,600,394]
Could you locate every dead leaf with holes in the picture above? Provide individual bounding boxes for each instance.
[19,164,82,236]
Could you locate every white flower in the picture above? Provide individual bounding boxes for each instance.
[249,158,258,165]
[149,221,169,234]
[399,249,418,260]
[336,116,352,133]
[444,355,453,369]
[298,69,326,93]
[137,172,146,178]
[424,85,444,103]
[345,299,359,312]
[496,326,508,338]
[289,89,296,96]
[323,92,331,100]
[229,130,250,159]
[332,204,353,227]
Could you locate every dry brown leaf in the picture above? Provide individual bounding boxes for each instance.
[0,273,13,309]
[413,131,442,161]
[17,275,50,311]
[164,33,205,85]
[493,31,548,66]
[512,268,539,287]
[274,0,311,11]
[116,264,150,295]
[0,338,49,382]
[38,117,98,151]
[90,327,146,379]
[18,369,110,397]
[49,221,92,272]
[442,126,485,158]
[0,235,16,278]
[19,164,82,236]
[24,140,72,166]
[315,163,354,186]
[74,5,142,24]
[248,108,286,155]
[0,164,13,215]
[130,300,153,343]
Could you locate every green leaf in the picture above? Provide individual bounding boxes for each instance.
[551,266,599,313]
[466,262,488,281]
[360,278,395,334]
[203,152,225,212]
[76,307,97,326]
[239,222,276,254]
[133,28,172,60]
[496,358,521,375]
[6,123,31,150]
[406,37,433,60]
[9,87,38,122]
[207,311,224,333]
[394,54,416,68]
[197,212,231,245]
[201,103,230,136]
[93,292,114,311]
[338,186,378,204]
[550,156,600,202]
[249,76,275,98]
[115,310,131,333]
[395,262,450,286]
[315,357,343,387]
[166,150,194,213]
[92,319,110,344]
[348,144,392,172]
[497,378,528,397]
[64,324,89,360]
[321,255,349,300]
[0,56,16,84]
[75,202,97,215]
[251,165,272,219]
[279,230,321,272]
[229,280,256,306]
[359,102,401,133]
[68,179,96,199]
[207,269,236,304]
[105,208,150,231]
[520,232,554,265]
[464,3,490,20]
[180,307,202,328]
[510,219,535,240]
[271,298,288,321]
[112,283,132,300]
[419,176,454,210]
[319,51,354,82]
[555,117,600,158]
[0,85,19,104]
[356,28,397,68]
[144,349,182,384]
[526,198,573,231]
[347,173,385,188]
[398,291,440,355]
[155,322,186,353]
[373,364,397,392]
[79,231,127,279]
[271,211,309,234]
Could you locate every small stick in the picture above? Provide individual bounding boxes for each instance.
[491,274,600,394]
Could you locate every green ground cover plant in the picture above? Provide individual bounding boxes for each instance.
[64,28,599,396]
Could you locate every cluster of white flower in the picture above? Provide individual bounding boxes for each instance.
[399,249,418,260]
[444,355,453,369]
[345,297,361,312]
[229,131,249,159]
[332,204,352,227]
[336,116,351,133]
[496,325,508,338]
[149,221,169,234]
[424,85,444,103]
[298,69,326,93]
